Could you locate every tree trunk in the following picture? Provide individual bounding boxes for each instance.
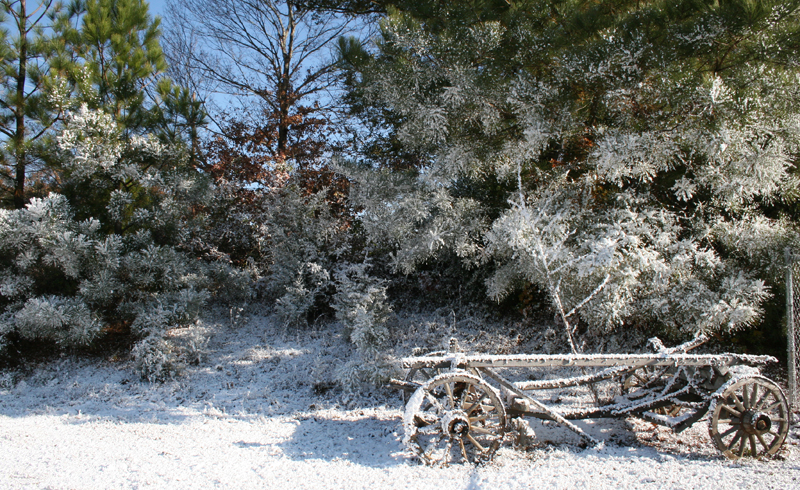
[13,0,28,209]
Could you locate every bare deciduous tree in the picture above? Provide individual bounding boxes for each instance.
[163,0,355,159]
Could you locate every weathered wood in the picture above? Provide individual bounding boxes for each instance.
[401,353,776,370]
[479,367,600,447]
[515,365,632,391]
[398,336,787,462]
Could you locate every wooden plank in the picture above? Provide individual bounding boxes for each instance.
[401,353,777,369]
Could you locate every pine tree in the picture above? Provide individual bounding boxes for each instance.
[55,0,206,146]
[0,0,67,209]
[339,0,800,344]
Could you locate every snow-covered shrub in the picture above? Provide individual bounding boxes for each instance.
[13,296,102,346]
[0,192,218,362]
[275,261,332,326]
[181,326,210,365]
[335,356,398,393]
[330,261,395,389]
[486,182,771,348]
[253,183,348,326]
[131,334,178,382]
[0,106,249,377]
[332,261,392,354]
[340,3,800,347]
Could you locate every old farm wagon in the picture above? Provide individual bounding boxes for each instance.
[393,336,790,465]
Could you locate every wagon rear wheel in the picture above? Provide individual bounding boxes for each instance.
[404,372,506,465]
[709,376,789,459]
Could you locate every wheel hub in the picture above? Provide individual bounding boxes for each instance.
[742,411,772,435]
[440,411,470,438]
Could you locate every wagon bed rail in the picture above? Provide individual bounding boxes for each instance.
[401,352,777,370]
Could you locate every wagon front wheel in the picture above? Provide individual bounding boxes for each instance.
[404,372,506,465]
[709,376,789,459]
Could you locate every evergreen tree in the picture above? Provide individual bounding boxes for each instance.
[0,0,66,209]
[55,0,206,147]
[339,0,800,347]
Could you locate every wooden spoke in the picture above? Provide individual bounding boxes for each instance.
[727,432,743,451]
[765,401,783,412]
[754,390,771,411]
[470,426,495,435]
[419,424,442,435]
[442,440,453,465]
[424,392,446,413]
[737,438,746,458]
[465,392,489,415]
[459,385,472,408]
[467,434,486,453]
[718,403,741,418]
[731,393,746,413]
[443,382,455,408]
[459,439,469,461]
[757,433,770,452]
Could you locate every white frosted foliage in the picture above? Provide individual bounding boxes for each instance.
[0,107,247,381]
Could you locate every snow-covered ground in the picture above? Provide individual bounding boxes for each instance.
[1,310,798,489]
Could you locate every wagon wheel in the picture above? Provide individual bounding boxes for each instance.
[404,372,506,465]
[403,351,481,402]
[709,376,789,459]
[622,365,681,417]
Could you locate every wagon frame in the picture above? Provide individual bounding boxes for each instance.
[394,336,791,465]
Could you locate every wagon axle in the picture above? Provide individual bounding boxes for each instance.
[744,412,772,434]
[441,411,470,438]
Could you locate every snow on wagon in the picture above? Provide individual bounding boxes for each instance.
[393,336,790,465]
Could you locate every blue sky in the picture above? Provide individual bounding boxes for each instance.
[148,0,167,18]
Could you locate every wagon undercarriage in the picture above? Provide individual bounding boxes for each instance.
[394,336,791,465]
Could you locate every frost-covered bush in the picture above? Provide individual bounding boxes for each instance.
[340,2,800,347]
[274,261,332,326]
[0,106,250,379]
[335,355,398,393]
[251,182,349,326]
[332,261,392,353]
[486,183,770,349]
[131,334,178,382]
[330,261,396,390]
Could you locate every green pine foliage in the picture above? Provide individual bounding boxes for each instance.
[0,0,68,209]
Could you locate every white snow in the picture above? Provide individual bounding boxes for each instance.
[1,310,798,489]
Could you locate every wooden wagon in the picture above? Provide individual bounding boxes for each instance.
[393,336,791,465]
